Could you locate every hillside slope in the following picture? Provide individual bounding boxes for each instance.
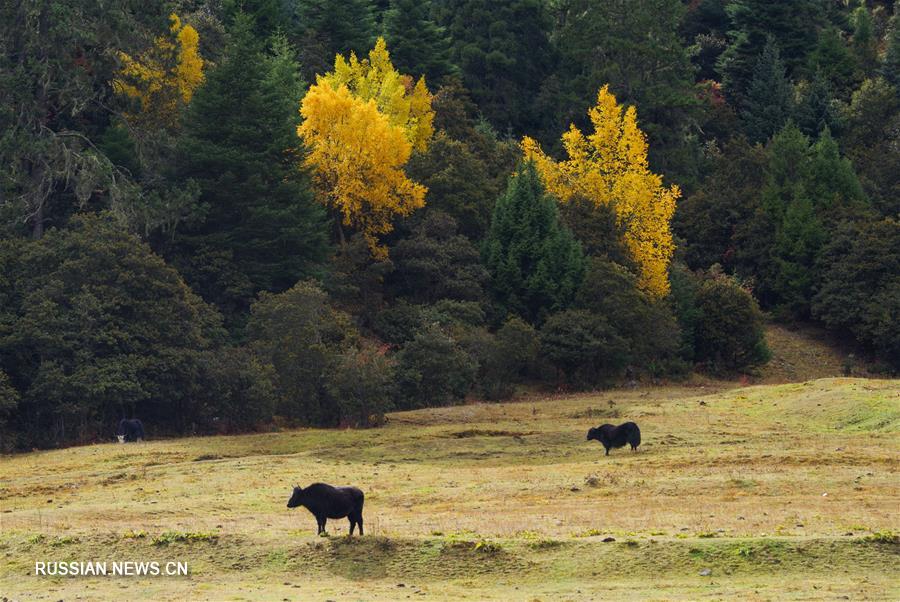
[756,323,866,383]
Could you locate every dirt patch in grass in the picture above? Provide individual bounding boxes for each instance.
[446,429,537,439]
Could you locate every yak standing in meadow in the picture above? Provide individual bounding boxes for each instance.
[287,483,365,536]
[587,422,641,455]
[116,418,145,443]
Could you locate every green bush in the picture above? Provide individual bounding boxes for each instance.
[372,301,425,346]
[395,325,477,409]
[693,272,771,374]
[0,214,224,448]
[574,258,685,376]
[247,280,358,425]
[326,343,395,427]
[461,317,538,400]
[539,309,629,387]
[194,347,278,432]
[813,218,900,370]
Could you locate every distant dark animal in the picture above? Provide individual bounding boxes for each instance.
[287,483,365,536]
[587,422,641,455]
[117,419,145,443]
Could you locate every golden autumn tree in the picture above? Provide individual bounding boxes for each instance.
[113,13,204,128]
[299,37,433,257]
[522,85,679,298]
[321,37,434,151]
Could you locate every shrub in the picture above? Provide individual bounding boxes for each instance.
[395,325,477,409]
[193,347,278,433]
[0,214,223,448]
[247,280,358,425]
[372,301,425,346]
[539,309,629,387]
[460,317,539,400]
[693,271,770,373]
[813,218,900,370]
[574,258,685,376]
[388,210,489,304]
[326,343,395,427]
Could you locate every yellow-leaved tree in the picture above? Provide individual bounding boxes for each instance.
[522,85,679,298]
[299,37,433,257]
[113,13,204,128]
[322,37,433,152]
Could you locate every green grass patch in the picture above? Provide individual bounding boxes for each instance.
[152,531,219,546]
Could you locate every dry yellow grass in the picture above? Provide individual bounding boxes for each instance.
[1,378,898,600]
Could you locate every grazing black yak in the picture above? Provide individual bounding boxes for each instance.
[117,419,145,443]
[587,422,641,455]
[287,483,365,536]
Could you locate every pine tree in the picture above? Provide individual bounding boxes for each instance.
[292,0,377,78]
[772,187,825,318]
[438,0,553,133]
[718,0,823,106]
[382,0,455,84]
[807,27,859,100]
[851,6,878,77]
[746,123,867,316]
[482,163,585,324]
[175,13,327,321]
[546,0,696,177]
[794,68,836,138]
[881,16,900,89]
[843,78,900,216]
[742,38,793,143]
[223,0,284,38]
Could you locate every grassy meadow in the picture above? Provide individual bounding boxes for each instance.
[1,375,898,600]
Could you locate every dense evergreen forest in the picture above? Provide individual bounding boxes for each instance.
[1,0,898,450]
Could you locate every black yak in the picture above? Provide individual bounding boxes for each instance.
[287,483,365,536]
[587,422,641,455]
[117,419,145,443]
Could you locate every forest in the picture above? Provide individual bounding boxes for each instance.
[1,0,898,450]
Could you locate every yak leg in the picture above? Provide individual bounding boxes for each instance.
[356,514,364,536]
[348,517,355,536]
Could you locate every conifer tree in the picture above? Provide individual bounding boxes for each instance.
[807,27,859,99]
[772,188,825,318]
[805,127,867,213]
[547,0,696,177]
[851,6,878,77]
[881,16,900,89]
[482,163,585,324]
[382,0,455,84]
[438,0,553,133]
[176,14,327,320]
[718,0,823,105]
[293,0,377,78]
[742,38,793,143]
[794,68,836,138]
